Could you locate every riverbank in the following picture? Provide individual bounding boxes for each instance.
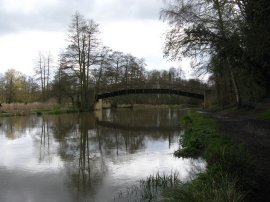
[165,111,265,201]
[0,102,78,117]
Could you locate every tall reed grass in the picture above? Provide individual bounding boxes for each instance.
[115,172,181,202]
[1,102,56,113]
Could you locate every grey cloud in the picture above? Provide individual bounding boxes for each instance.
[90,0,163,21]
[0,0,96,35]
[0,0,164,35]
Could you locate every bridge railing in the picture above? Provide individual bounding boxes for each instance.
[97,81,205,95]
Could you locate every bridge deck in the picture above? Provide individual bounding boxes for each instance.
[96,88,204,100]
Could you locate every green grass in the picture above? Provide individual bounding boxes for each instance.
[0,111,29,117]
[47,105,79,115]
[170,111,258,201]
[164,172,245,202]
[47,105,61,114]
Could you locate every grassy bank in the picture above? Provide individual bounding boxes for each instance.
[166,112,258,201]
[0,102,78,117]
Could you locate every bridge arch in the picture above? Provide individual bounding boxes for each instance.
[94,88,205,110]
[96,88,204,101]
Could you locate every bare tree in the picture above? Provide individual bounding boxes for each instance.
[62,12,100,111]
[34,51,53,97]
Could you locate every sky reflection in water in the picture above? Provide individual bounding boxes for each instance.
[0,108,205,202]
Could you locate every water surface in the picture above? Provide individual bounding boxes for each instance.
[0,108,204,202]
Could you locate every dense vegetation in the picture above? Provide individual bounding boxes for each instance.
[171,112,257,201]
[162,112,259,201]
[161,0,270,108]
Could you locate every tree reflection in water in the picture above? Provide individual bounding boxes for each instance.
[38,118,51,163]
[52,114,105,196]
[0,116,38,139]
[0,108,187,201]
[32,110,181,199]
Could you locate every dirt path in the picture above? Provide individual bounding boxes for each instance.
[216,116,270,201]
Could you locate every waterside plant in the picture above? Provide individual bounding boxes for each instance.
[115,172,181,202]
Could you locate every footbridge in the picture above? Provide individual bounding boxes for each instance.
[96,88,204,100]
[95,88,205,110]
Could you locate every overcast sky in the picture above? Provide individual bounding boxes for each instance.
[0,0,194,77]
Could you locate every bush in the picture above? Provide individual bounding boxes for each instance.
[48,105,62,115]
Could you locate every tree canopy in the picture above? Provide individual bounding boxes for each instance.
[161,0,270,107]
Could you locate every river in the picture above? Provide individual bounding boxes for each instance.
[0,108,205,202]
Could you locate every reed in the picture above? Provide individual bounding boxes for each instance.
[115,172,181,202]
[1,102,56,113]
[164,172,246,202]
[0,101,77,116]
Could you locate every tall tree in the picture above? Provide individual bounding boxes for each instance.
[34,51,53,97]
[241,0,270,96]
[0,74,5,102]
[53,57,78,106]
[62,12,100,111]
[161,0,244,107]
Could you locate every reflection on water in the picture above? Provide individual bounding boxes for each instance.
[0,108,205,202]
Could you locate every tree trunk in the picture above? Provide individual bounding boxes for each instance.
[227,59,242,108]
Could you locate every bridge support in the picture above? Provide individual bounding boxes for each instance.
[95,99,103,110]
[95,110,103,121]
[203,90,208,109]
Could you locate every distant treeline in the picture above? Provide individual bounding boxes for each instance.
[0,65,205,107]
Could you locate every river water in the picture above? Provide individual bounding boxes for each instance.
[0,108,205,202]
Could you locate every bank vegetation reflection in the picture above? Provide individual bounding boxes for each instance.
[0,108,184,200]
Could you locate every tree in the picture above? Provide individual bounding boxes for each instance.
[34,51,53,97]
[1,69,38,103]
[0,74,5,102]
[61,12,100,111]
[52,60,78,106]
[161,0,245,107]
[93,46,113,93]
[161,0,270,106]
[121,54,146,89]
[110,51,126,84]
[4,69,19,103]
[240,0,270,96]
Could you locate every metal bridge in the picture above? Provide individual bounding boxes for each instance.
[96,88,204,101]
